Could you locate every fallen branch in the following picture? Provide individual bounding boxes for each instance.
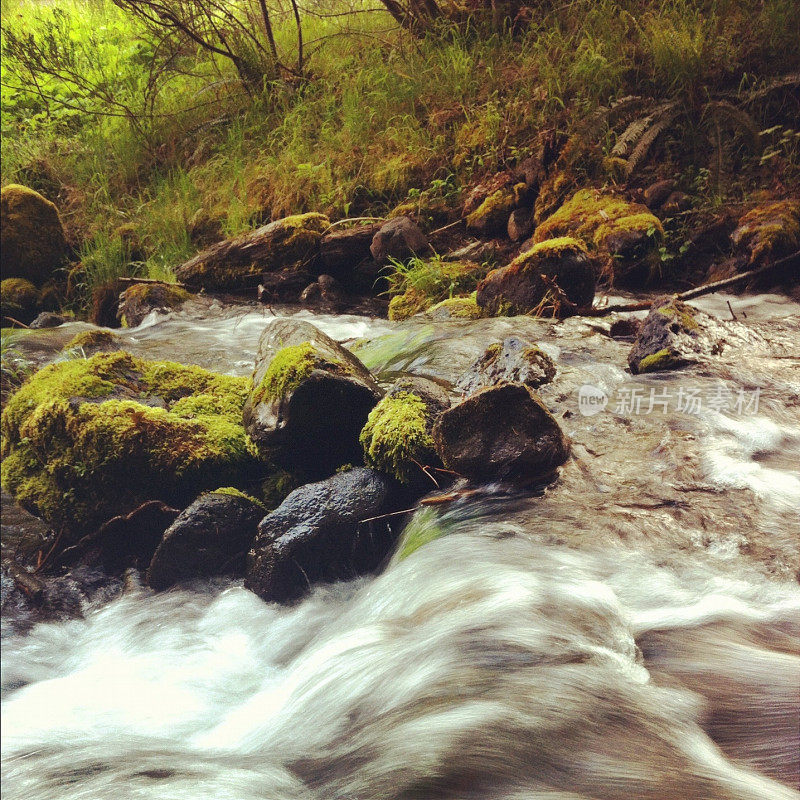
[577,252,799,317]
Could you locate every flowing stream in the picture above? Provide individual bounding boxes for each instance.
[2,293,799,799]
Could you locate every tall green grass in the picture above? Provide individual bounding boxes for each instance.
[2,0,798,309]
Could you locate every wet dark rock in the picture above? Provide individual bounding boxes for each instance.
[28,311,66,329]
[258,268,315,304]
[476,237,595,316]
[370,217,429,264]
[2,563,121,633]
[507,207,534,241]
[643,180,676,210]
[299,274,346,311]
[1,278,40,325]
[608,318,642,339]
[456,337,556,395]
[245,467,402,604]
[432,383,570,484]
[445,240,499,264]
[147,490,265,591]
[243,319,382,478]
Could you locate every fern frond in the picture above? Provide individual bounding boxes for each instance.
[702,100,760,148]
[625,108,681,177]
[612,101,677,157]
[741,72,800,104]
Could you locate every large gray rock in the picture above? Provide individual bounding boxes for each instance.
[243,319,382,477]
[147,490,265,591]
[456,337,556,396]
[433,383,569,484]
[370,217,429,264]
[245,467,401,604]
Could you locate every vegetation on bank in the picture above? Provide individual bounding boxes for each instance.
[1,0,798,313]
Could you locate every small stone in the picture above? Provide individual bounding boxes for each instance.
[370,217,429,264]
[507,207,534,241]
[28,312,66,329]
[643,180,676,209]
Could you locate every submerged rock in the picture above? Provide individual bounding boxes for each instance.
[0,184,69,287]
[533,188,663,285]
[476,237,595,316]
[117,282,191,328]
[243,319,382,478]
[29,311,66,329]
[175,212,329,291]
[432,383,569,484]
[147,489,265,591]
[360,376,450,486]
[370,216,429,264]
[0,351,261,538]
[456,337,556,395]
[245,467,401,604]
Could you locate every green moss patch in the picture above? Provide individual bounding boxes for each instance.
[1,350,261,536]
[426,296,483,320]
[360,391,435,483]
[64,329,120,353]
[638,348,682,372]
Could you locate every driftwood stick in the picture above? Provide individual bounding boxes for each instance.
[118,277,187,288]
[577,253,799,317]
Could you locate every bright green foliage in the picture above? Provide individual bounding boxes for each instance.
[360,391,434,483]
[0,350,261,535]
[394,506,447,560]
[209,486,267,511]
[250,342,319,405]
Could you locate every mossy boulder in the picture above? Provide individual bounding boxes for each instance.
[426,296,483,320]
[628,296,717,374]
[360,376,450,485]
[147,488,266,591]
[388,288,428,320]
[731,200,800,266]
[243,319,382,478]
[432,382,569,484]
[1,278,41,325]
[63,329,121,355]
[174,212,330,292]
[0,184,69,287]
[476,237,595,317]
[457,337,556,395]
[1,351,262,538]
[117,282,191,328]
[466,182,528,237]
[533,189,663,285]
[533,172,576,226]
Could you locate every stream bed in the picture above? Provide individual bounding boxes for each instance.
[2,292,799,799]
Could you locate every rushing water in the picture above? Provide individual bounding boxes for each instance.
[2,293,799,799]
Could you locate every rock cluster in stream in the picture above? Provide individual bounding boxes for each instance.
[1,317,572,609]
